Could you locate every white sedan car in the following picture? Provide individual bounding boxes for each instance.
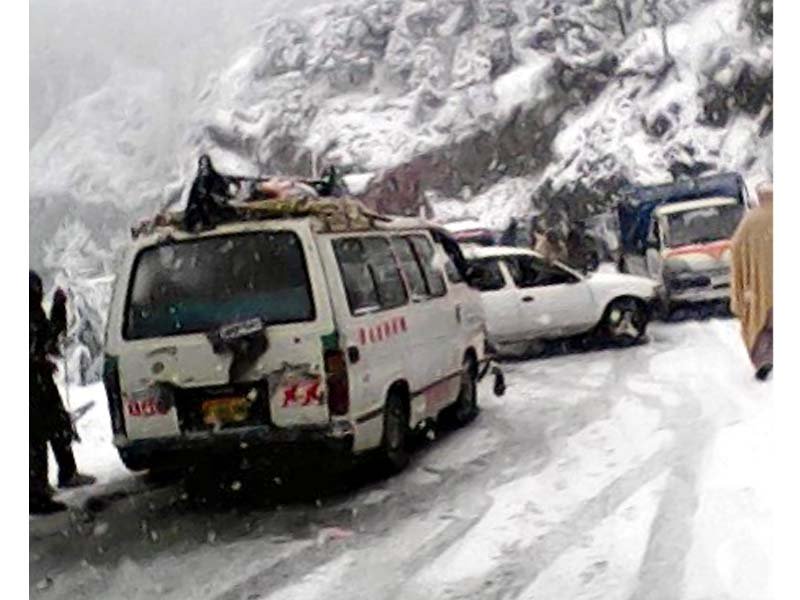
[462,246,659,353]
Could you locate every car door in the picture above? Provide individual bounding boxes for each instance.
[503,254,596,338]
[468,257,522,343]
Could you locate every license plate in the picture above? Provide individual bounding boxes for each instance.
[202,396,250,425]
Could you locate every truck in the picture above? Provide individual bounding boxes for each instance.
[616,172,748,309]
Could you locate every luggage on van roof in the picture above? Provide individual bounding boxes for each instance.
[131,159,395,239]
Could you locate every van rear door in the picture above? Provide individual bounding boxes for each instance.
[108,222,335,439]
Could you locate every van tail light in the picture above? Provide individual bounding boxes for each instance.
[324,349,350,416]
[102,355,127,436]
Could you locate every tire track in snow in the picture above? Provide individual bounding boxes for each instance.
[456,450,674,600]
[627,319,757,600]
[225,349,640,600]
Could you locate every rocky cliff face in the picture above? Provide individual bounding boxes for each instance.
[188,0,771,225]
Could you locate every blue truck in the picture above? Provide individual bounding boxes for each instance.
[616,172,749,307]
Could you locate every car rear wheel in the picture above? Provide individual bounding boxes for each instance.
[601,297,648,345]
[378,391,410,474]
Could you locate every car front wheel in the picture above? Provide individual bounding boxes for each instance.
[601,297,648,345]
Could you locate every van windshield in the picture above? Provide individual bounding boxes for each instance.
[124,231,314,339]
[664,202,744,248]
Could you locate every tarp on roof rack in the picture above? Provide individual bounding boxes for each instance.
[617,172,747,253]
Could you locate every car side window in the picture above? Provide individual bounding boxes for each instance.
[333,237,407,315]
[503,256,538,288]
[469,259,506,291]
[409,235,447,297]
[391,237,428,300]
[506,255,576,288]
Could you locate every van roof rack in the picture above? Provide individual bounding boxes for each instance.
[131,157,392,239]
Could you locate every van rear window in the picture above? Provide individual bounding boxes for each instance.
[124,231,314,340]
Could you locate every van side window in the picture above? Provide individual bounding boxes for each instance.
[333,238,380,314]
[391,237,429,299]
[333,237,407,315]
[409,235,447,297]
[444,259,464,284]
[505,255,577,287]
[361,238,407,309]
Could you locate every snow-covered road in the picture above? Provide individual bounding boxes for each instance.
[29,317,772,600]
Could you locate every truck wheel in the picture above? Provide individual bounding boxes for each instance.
[441,357,479,429]
[378,391,410,474]
[601,298,648,345]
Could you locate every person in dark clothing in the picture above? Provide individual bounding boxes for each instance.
[183,154,238,231]
[308,165,348,197]
[500,217,519,246]
[30,271,95,515]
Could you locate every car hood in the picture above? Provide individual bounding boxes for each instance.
[586,271,659,297]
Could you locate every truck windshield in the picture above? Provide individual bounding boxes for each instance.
[124,231,314,339]
[664,203,744,248]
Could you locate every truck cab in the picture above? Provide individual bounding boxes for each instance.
[645,197,744,304]
[617,173,747,307]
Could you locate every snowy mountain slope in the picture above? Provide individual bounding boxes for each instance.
[190,0,771,223]
[29,0,771,383]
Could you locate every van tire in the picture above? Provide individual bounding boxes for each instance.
[378,391,410,474]
[118,449,151,472]
[441,357,479,429]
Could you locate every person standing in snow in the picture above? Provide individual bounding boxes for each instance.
[534,228,568,265]
[30,271,96,514]
[730,182,773,381]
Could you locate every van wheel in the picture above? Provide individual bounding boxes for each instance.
[378,391,409,474]
[118,449,150,472]
[601,298,648,345]
[441,358,479,429]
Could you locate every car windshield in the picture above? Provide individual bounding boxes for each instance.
[124,231,314,339]
[664,202,744,248]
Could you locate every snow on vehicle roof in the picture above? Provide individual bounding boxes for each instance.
[460,244,538,259]
[655,196,740,215]
[461,244,584,280]
[443,219,493,233]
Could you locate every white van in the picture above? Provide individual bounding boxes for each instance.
[103,203,492,474]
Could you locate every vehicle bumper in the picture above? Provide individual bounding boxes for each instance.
[115,421,355,468]
[667,285,730,303]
